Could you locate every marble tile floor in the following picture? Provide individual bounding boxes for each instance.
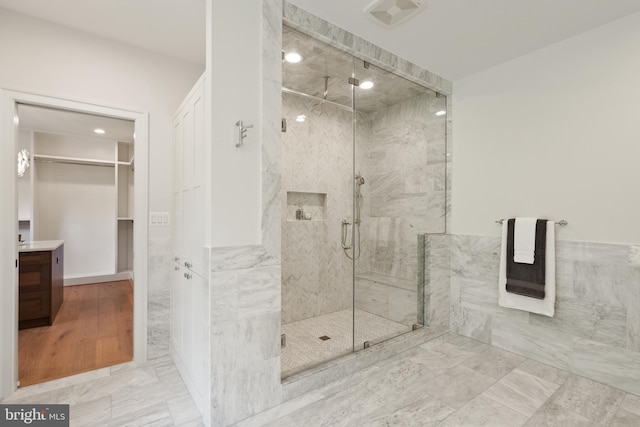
[2,355,204,427]
[244,333,640,427]
[281,309,411,378]
[5,333,640,426]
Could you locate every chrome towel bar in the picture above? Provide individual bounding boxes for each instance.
[495,219,568,226]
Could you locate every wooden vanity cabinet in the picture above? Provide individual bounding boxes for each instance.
[19,244,64,329]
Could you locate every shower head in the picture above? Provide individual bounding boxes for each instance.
[309,76,330,116]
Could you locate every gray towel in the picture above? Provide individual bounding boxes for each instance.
[506,218,547,299]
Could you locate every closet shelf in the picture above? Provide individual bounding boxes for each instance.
[34,154,115,167]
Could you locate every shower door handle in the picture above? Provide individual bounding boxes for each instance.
[341,220,352,249]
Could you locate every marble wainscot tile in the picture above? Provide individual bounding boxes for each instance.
[571,337,640,396]
[458,276,529,321]
[450,235,500,283]
[573,262,639,308]
[556,240,631,265]
[629,245,640,267]
[450,303,492,344]
[209,245,278,272]
[148,237,171,293]
[555,258,577,299]
[491,320,572,371]
[529,297,627,349]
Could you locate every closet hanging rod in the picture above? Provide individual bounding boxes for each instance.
[495,219,568,226]
[34,157,115,168]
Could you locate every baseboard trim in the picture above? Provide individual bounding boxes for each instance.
[64,271,133,286]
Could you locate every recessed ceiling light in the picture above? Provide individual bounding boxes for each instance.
[285,52,302,63]
[435,110,446,116]
[94,128,105,134]
[360,80,374,90]
[296,115,306,123]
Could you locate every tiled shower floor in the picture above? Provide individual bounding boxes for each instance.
[281,309,411,378]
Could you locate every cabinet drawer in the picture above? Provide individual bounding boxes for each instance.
[19,291,50,321]
[19,264,51,293]
[19,252,51,265]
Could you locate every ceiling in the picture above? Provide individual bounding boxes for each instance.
[0,0,639,80]
[18,104,134,143]
[283,26,437,113]
[0,0,206,66]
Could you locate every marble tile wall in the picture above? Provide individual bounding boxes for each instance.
[205,2,284,426]
[423,234,451,330]
[281,93,353,323]
[147,237,172,359]
[361,93,447,281]
[203,2,454,425]
[449,234,640,395]
[209,245,282,426]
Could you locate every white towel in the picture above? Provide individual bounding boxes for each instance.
[499,220,556,317]
[513,217,537,264]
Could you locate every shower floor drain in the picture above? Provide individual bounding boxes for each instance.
[319,335,331,341]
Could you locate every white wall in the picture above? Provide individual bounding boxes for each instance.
[207,1,262,247]
[451,11,640,244]
[0,8,204,240]
[34,161,116,278]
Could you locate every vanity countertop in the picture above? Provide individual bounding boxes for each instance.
[18,240,64,253]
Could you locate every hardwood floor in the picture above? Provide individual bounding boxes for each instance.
[18,280,133,387]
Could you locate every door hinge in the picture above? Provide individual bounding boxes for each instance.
[281,333,286,348]
[281,118,287,132]
[348,77,360,87]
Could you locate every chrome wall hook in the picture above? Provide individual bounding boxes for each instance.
[235,120,254,147]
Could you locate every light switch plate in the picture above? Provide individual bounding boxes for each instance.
[150,212,170,226]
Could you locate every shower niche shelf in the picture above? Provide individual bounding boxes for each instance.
[286,191,326,221]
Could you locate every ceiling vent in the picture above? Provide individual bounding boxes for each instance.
[364,0,427,28]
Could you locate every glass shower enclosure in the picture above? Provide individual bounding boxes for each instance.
[281,26,447,378]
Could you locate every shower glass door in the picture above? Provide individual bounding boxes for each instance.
[281,25,446,378]
[351,60,447,350]
[280,26,357,378]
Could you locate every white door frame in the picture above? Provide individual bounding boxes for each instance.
[0,89,149,398]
